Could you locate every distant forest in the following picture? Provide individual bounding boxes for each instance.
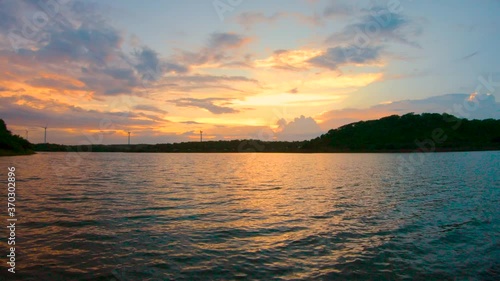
[0,119,34,156]
[29,113,500,154]
[302,113,500,152]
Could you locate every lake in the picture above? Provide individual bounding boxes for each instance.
[0,152,499,280]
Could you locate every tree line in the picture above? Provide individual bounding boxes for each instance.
[2,113,500,155]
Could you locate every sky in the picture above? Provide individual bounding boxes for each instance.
[0,0,499,144]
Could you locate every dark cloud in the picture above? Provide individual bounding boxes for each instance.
[133,104,167,114]
[208,32,248,49]
[0,1,22,31]
[157,74,260,94]
[0,0,83,49]
[175,32,251,67]
[287,88,299,94]
[326,8,421,48]
[0,1,189,98]
[164,74,257,84]
[179,121,203,125]
[170,98,239,114]
[0,95,167,130]
[78,74,134,96]
[132,47,188,80]
[133,47,161,80]
[34,26,122,64]
[1,1,258,100]
[308,46,381,70]
[274,49,288,55]
[25,77,86,91]
[135,112,166,122]
[0,86,25,93]
[102,67,137,83]
[163,62,189,74]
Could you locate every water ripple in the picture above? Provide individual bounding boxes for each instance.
[0,152,498,280]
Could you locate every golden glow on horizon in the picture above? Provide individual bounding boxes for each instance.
[1,40,391,143]
[194,117,267,127]
[234,93,343,107]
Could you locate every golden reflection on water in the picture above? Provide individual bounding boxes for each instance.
[138,153,400,264]
[2,152,496,280]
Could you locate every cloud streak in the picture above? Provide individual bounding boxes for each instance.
[170,98,240,114]
[308,46,382,70]
[326,7,421,48]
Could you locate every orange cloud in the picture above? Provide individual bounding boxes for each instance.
[254,49,323,70]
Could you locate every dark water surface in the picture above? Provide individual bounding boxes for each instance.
[0,152,499,280]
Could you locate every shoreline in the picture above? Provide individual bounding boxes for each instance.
[31,148,500,154]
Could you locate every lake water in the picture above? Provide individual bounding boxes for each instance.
[0,152,499,280]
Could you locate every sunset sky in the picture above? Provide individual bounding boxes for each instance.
[1,0,499,144]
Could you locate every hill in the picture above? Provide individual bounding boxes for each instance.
[0,119,34,156]
[302,113,500,152]
[31,113,500,153]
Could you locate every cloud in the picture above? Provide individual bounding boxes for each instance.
[287,88,299,94]
[326,8,421,48]
[308,46,382,70]
[317,93,500,130]
[275,115,324,141]
[254,45,382,72]
[102,67,137,82]
[25,76,86,91]
[163,62,190,74]
[208,32,250,49]
[163,74,257,84]
[0,1,26,31]
[254,49,323,70]
[133,47,162,81]
[0,1,189,99]
[0,85,25,93]
[175,32,252,67]
[179,121,204,125]
[0,95,168,130]
[235,11,322,29]
[323,2,356,17]
[133,104,167,114]
[34,26,123,65]
[156,74,260,95]
[0,14,128,97]
[132,46,190,78]
[170,98,240,114]
[235,12,283,29]
[0,2,259,103]
[0,0,86,50]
